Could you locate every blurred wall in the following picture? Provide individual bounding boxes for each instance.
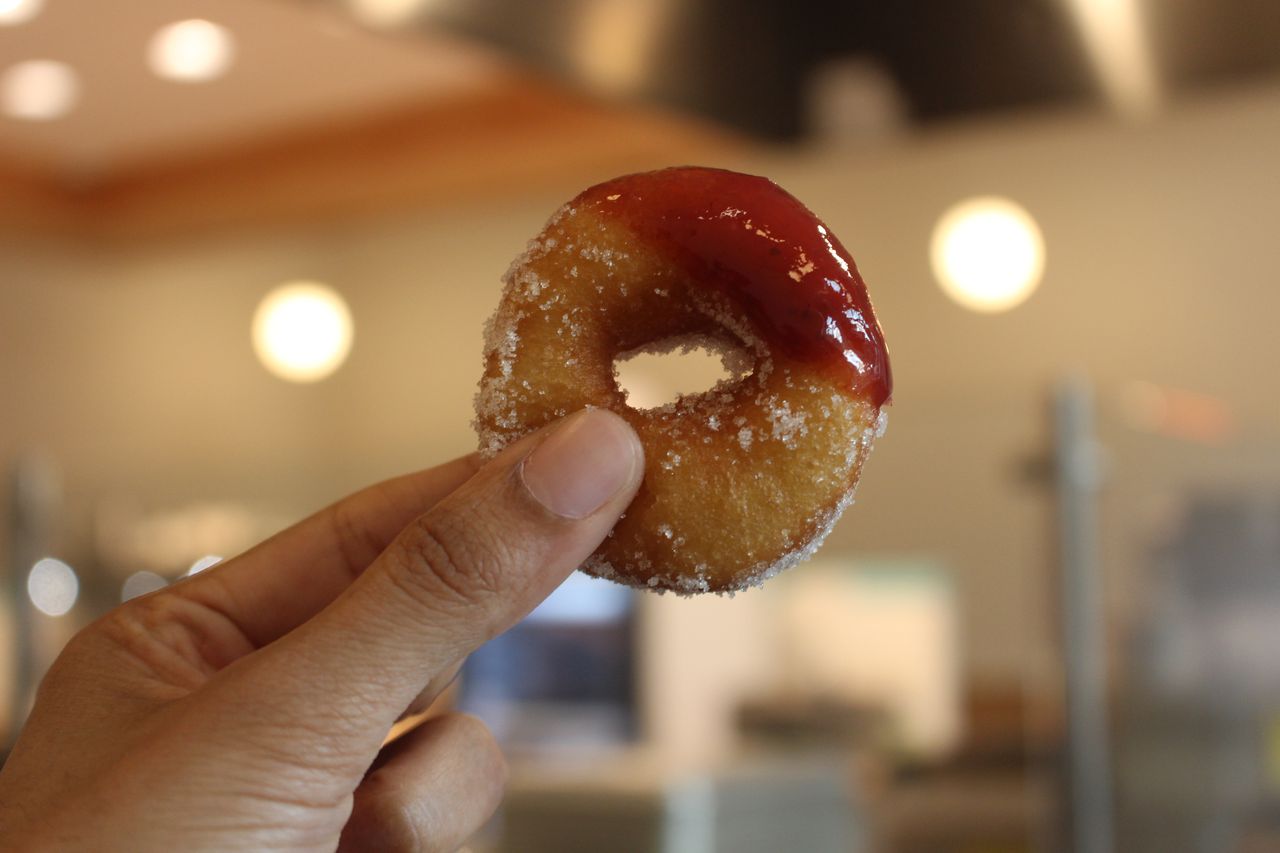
[4,81,1280,757]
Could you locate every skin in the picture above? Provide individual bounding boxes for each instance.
[0,409,644,853]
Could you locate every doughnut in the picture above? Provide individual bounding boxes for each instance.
[474,166,891,594]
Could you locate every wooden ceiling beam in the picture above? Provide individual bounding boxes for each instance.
[0,78,737,241]
[0,154,85,235]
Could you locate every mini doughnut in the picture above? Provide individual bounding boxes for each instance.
[474,166,891,594]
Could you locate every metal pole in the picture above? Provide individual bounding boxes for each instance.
[1053,377,1114,853]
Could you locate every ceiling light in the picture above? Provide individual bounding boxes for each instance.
[0,0,43,26]
[1,60,79,121]
[253,282,354,383]
[345,0,432,28]
[147,19,235,83]
[1064,0,1159,119]
[930,197,1045,313]
[27,558,78,616]
[575,0,669,94]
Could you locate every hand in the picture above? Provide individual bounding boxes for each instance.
[0,409,643,852]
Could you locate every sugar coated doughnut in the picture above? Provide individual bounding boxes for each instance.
[475,166,891,594]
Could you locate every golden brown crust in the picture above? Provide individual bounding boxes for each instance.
[475,204,885,594]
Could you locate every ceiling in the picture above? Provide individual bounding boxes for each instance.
[412,0,1280,138]
[0,1,732,238]
[5,0,1280,181]
[0,0,506,179]
[3,0,1279,235]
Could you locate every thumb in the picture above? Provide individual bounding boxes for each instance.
[225,407,642,749]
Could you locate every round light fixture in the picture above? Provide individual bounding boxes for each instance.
[1,60,79,121]
[252,282,354,383]
[147,19,235,83]
[0,0,43,26]
[27,557,78,616]
[930,196,1045,313]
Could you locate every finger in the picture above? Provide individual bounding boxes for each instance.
[238,407,642,744]
[174,454,481,649]
[338,713,506,853]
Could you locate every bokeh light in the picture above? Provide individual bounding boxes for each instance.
[187,554,223,576]
[1,60,79,121]
[344,0,433,28]
[147,20,235,83]
[0,0,43,26]
[930,196,1045,313]
[26,558,78,616]
[121,570,168,602]
[575,0,666,95]
[252,282,354,383]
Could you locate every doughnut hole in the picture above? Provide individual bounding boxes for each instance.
[613,340,743,410]
[476,207,883,594]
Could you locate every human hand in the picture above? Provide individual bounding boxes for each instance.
[0,408,643,852]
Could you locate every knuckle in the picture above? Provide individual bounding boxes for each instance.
[30,595,209,710]
[386,508,509,611]
[342,716,507,853]
[94,594,217,685]
[42,601,154,685]
[64,598,175,672]
[347,777,425,853]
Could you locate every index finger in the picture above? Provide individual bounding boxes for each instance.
[227,408,643,752]
[174,453,482,650]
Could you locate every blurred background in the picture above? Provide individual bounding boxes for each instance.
[4,1,1280,850]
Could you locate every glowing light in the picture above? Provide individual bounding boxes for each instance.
[575,0,668,94]
[1065,0,1159,119]
[187,554,223,576]
[122,571,168,602]
[252,282,353,383]
[1,60,79,121]
[147,20,235,83]
[27,558,78,616]
[345,0,432,28]
[0,0,43,26]
[930,197,1045,313]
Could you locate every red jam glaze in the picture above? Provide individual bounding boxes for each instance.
[578,166,892,407]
